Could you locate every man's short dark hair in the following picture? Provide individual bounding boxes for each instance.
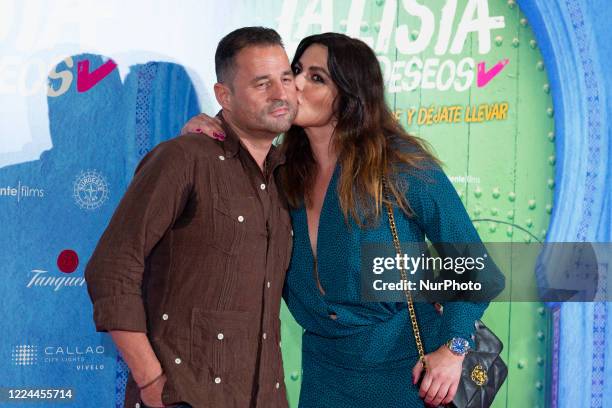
[215,26,284,88]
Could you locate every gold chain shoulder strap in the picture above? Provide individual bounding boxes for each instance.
[382,176,427,368]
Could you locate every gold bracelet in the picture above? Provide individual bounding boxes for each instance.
[138,371,164,390]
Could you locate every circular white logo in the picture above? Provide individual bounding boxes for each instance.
[73,170,110,210]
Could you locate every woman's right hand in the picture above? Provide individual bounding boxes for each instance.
[139,373,168,408]
[413,345,464,406]
[180,113,225,141]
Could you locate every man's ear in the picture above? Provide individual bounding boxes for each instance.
[214,82,232,111]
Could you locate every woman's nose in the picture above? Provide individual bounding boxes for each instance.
[294,73,305,91]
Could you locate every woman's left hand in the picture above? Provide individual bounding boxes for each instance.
[180,113,225,140]
[412,345,464,407]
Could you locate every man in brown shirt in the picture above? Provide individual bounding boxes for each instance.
[85,27,297,408]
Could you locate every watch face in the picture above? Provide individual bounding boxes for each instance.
[450,338,470,354]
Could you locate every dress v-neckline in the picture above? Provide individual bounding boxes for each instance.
[304,165,338,295]
[305,165,338,262]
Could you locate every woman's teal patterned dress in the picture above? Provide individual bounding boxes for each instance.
[283,160,505,408]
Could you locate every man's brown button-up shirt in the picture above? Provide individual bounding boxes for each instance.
[85,114,292,408]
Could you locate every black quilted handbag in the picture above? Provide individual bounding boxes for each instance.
[447,320,508,408]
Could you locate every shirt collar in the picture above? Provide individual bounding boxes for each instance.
[217,111,240,158]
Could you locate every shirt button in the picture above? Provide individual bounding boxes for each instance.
[161,313,168,320]
[218,155,225,161]
[263,333,267,340]
[275,382,280,389]
[267,281,271,289]
[260,183,266,190]
[238,215,244,222]
[135,404,141,408]
[214,377,222,384]
[217,332,224,340]
[175,358,182,364]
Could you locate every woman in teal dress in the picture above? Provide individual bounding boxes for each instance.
[279,33,504,408]
[183,32,505,408]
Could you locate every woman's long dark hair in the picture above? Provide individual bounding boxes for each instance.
[280,32,441,225]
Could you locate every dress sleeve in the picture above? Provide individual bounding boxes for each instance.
[84,140,194,333]
[402,162,505,348]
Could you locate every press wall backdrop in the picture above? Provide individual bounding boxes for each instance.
[0,1,609,408]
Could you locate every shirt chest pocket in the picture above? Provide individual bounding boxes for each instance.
[210,194,260,255]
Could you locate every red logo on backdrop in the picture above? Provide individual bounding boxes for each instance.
[57,250,79,273]
[477,59,510,88]
[77,59,118,93]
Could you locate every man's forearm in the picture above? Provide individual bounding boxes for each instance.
[110,330,163,387]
